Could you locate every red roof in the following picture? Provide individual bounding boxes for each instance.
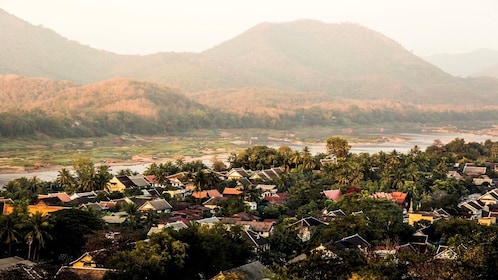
[323,189,341,201]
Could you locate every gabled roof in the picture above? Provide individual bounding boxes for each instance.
[434,208,451,217]
[139,199,172,211]
[227,168,251,178]
[128,176,150,188]
[242,229,269,247]
[237,177,253,187]
[69,251,103,267]
[202,196,228,206]
[126,197,151,207]
[434,245,458,260]
[323,189,341,201]
[255,184,277,191]
[196,217,220,225]
[38,192,71,202]
[236,220,275,233]
[70,191,97,200]
[463,163,486,175]
[411,231,428,244]
[166,221,188,231]
[80,202,103,211]
[334,234,371,250]
[290,216,328,228]
[328,209,346,217]
[212,261,267,280]
[482,189,498,201]
[35,196,63,206]
[0,257,34,271]
[232,212,260,221]
[397,243,416,253]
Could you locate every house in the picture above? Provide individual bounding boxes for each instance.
[105,175,150,193]
[69,191,98,201]
[447,170,463,180]
[255,184,278,199]
[222,187,243,197]
[410,230,429,253]
[226,168,252,180]
[434,245,458,260]
[101,212,127,225]
[249,167,284,183]
[478,216,496,226]
[138,198,172,213]
[407,209,450,226]
[210,261,268,280]
[264,192,287,206]
[463,163,487,176]
[0,257,34,272]
[371,191,408,208]
[55,250,110,280]
[203,196,228,211]
[3,199,69,216]
[479,189,498,205]
[289,216,328,242]
[236,220,275,238]
[192,189,222,200]
[459,199,485,219]
[241,229,270,254]
[320,208,346,222]
[196,217,221,227]
[320,155,338,166]
[334,233,371,251]
[166,172,190,188]
[166,220,189,231]
[38,192,71,203]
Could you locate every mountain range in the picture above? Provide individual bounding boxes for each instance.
[424,49,498,78]
[1,8,498,137]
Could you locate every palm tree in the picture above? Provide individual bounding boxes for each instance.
[0,214,21,256]
[122,203,142,230]
[95,164,113,190]
[24,211,53,261]
[57,168,75,192]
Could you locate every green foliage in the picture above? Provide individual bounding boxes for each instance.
[326,137,351,158]
[48,209,104,260]
[106,230,188,280]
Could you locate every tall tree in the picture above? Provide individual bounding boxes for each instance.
[326,137,350,158]
[24,211,52,261]
[56,168,75,193]
[0,214,21,256]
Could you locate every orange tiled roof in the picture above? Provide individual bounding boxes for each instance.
[223,188,243,196]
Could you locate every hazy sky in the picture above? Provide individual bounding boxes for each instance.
[1,0,497,56]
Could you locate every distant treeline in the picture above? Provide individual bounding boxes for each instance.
[0,107,495,138]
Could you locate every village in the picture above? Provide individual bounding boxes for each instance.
[1,137,498,279]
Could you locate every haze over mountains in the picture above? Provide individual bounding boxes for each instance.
[1,8,498,137]
[424,49,498,78]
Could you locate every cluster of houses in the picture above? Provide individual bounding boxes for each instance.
[2,162,498,279]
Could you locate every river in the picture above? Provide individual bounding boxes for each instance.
[0,131,496,188]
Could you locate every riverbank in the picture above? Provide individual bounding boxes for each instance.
[1,129,496,188]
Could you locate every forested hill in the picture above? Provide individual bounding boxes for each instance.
[0,76,245,137]
[2,9,498,138]
[2,8,498,107]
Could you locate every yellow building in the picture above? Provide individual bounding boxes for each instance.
[478,216,496,226]
[2,200,68,216]
[407,210,449,226]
